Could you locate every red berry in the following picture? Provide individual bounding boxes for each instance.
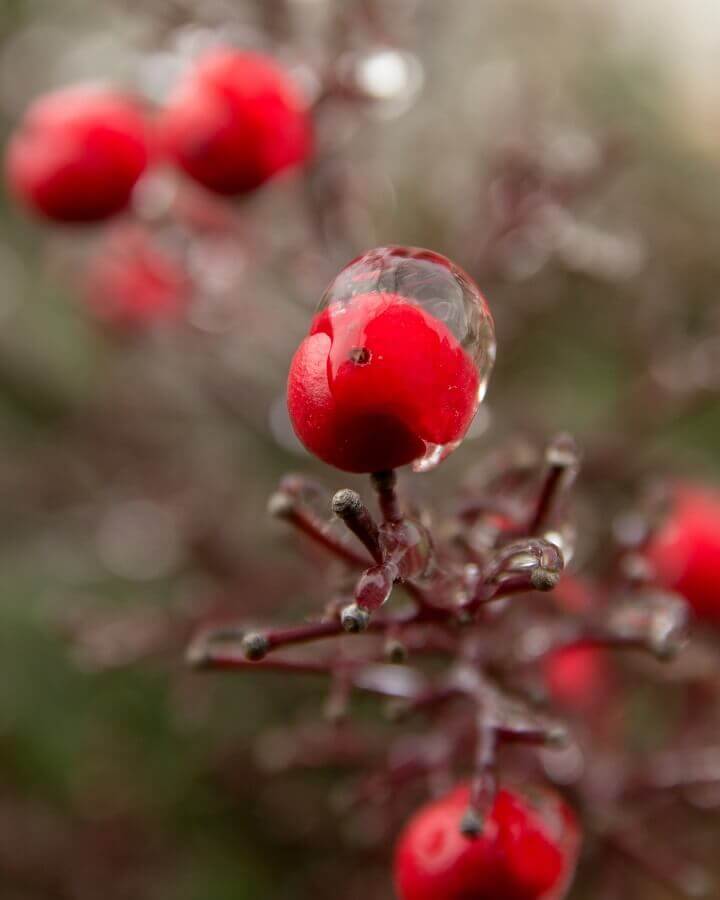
[158,49,311,196]
[84,226,189,331]
[394,783,580,900]
[287,246,495,473]
[544,645,609,711]
[645,484,720,624]
[5,86,150,223]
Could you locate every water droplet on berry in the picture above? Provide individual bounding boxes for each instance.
[312,246,495,473]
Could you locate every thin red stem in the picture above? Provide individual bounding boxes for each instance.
[285,505,371,567]
[371,470,402,523]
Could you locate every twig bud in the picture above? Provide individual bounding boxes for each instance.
[531,566,561,591]
[545,432,580,469]
[242,632,270,661]
[332,489,365,519]
[460,807,483,839]
[340,603,371,633]
[331,488,384,563]
[267,491,295,519]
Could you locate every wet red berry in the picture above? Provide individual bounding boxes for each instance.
[158,49,311,196]
[84,226,189,331]
[394,783,580,900]
[5,86,150,223]
[645,484,720,624]
[287,247,495,473]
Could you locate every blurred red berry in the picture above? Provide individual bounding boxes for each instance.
[287,247,494,473]
[84,226,189,331]
[158,49,311,196]
[5,86,150,223]
[394,783,580,900]
[646,484,720,624]
[544,645,610,711]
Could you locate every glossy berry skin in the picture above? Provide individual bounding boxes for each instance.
[646,484,720,624]
[394,784,580,900]
[84,226,189,331]
[288,290,479,472]
[288,247,494,473]
[5,86,150,223]
[158,49,311,196]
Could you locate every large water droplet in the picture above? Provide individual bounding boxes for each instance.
[315,246,495,472]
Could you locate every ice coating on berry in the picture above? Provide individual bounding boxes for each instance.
[287,247,495,473]
[158,49,311,196]
[5,86,150,223]
[394,783,580,900]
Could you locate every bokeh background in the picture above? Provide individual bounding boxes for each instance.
[0,1,719,898]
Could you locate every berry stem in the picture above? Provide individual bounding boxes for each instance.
[486,570,560,601]
[190,616,404,664]
[191,653,333,676]
[371,470,403,523]
[527,433,580,535]
[332,489,384,563]
[463,705,498,837]
[463,547,564,614]
[269,489,371,567]
[266,620,366,651]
